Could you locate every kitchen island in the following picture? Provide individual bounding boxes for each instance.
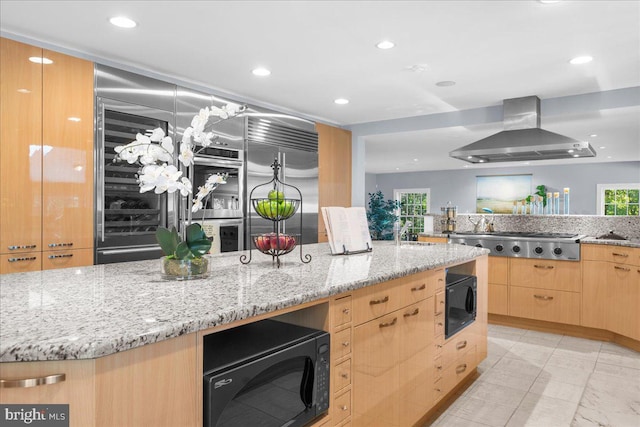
[1,241,489,427]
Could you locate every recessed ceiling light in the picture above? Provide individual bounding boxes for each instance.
[539,0,560,4]
[436,81,456,87]
[110,16,137,28]
[478,160,486,163]
[570,55,593,65]
[413,158,419,162]
[607,156,612,159]
[17,88,31,93]
[395,167,400,170]
[567,149,574,153]
[29,56,53,64]
[467,156,473,159]
[376,40,395,50]
[573,154,580,157]
[252,67,271,77]
[599,146,606,149]
[590,134,598,137]
[334,98,349,105]
[67,117,81,122]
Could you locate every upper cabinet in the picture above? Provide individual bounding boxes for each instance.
[317,123,352,243]
[0,38,94,274]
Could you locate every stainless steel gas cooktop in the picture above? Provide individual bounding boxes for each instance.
[448,232,584,261]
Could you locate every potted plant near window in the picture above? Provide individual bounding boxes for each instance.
[113,103,245,279]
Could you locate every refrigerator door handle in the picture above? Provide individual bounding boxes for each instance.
[95,99,106,242]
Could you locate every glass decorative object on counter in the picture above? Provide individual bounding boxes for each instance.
[564,188,570,215]
[512,200,518,214]
[553,192,560,215]
[546,192,553,215]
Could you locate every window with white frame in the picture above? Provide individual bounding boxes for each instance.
[596,183,640,216]
[393,188,430,238]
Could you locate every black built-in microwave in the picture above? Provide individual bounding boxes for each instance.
[445,273,477,338]
[203,319,330,427]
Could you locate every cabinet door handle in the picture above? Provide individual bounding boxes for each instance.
[436,365,443,370]
[379,317,397,328]
[534,264,554,269]
[456,340,467,350]
[534,294,554,301]
[342,341,350,348]
[48,242,73,248]
[455,364,468,374]
[612,252,629,257]
[436,344,443,349]
[411,284,426,292]
[370,296,389,305]
[342,308,350,314]
[403,308,420,317]
[0,374,65,388]
[8,257,37,263]
[341,405,348,411]
[340,372,349,379]
[437,322,443,327]
[48,254,74,259]
[614,265,630,272]
[7,244,37,250]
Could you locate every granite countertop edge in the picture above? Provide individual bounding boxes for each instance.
[0,242,488,362]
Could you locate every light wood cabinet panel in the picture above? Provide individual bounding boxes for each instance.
[488,283,509,315]
[332,327,352,361]
[510,285,581,325]
[581,260,610,330]
[607,263,640,340]
[399,299,434,427]
[352,276,405,326]
[582,244,640,267]
[42,50,94,252]
[510,258,581,292]
[0,252,41,274]
[95,333,198,427]
[332,295,352,329]
[0,38,43,255]
[489,256,508,285]
[42,248,94,271]
[0,360,95,427]
[316,123,351,243]
[417,236,448,244]
[333,388,352,425]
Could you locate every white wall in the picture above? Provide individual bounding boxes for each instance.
[368,161,640,215]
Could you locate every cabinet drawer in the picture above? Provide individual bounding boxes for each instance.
[582,244,640,267]
[0,252,41,274]
[434,346,477,404]
[509,258,581,292]
[433,355,444,382]
[333,388,351,425]
[510,286,581,325]
[400,273,430,306]
[442,328,476,368]
[334,357,351,393]
[332,327,352,360]
[352,277,404,325]
[42,248,93,270]
[434,313,445,337]
[434,290,445,316]
[332,295,352,329]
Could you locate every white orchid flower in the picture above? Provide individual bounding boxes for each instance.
[136,132,151,145]
[178,141,194,167]
[149,128,166,142]
[209,106,229,120]
[161,136,173,154]
[206,173,228,185]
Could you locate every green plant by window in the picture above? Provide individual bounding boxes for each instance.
[367,191,399,240]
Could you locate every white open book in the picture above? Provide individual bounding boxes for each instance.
[321,206,373,254]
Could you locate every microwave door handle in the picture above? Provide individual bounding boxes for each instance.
[299,357,314,408]
[465,286,475,314]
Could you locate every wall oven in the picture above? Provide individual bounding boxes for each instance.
[445,273,477,338]
[203,319,330,427]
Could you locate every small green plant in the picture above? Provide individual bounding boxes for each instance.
[535,184,547,207]
[156,223,212,260]
[367,190,399,240]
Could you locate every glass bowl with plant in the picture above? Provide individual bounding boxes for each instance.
[113,103,245,279]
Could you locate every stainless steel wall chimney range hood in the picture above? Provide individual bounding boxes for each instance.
[449,96,596,163]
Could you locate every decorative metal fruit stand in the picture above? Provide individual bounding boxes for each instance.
[240,159,311,268]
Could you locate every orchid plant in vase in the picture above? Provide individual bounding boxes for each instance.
[113,102,246,277]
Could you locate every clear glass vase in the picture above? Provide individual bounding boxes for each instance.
[160,257,210,280]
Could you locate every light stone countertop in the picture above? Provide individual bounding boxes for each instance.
[579,237,640,248]
[0,241,488,362]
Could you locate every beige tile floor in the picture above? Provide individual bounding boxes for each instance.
[427,324,640,427]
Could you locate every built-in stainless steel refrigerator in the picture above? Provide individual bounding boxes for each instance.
[245,115,318,248]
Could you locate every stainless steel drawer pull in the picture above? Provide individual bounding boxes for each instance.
[614,266,630,272]
[456,364,468,374]
[8,256,37,263]
[411,284,426,291]
[456,340,467,350]
[341,372,349,379]
[48,254,73,259]
[612,252,629,257]
[403,308,420,317]
[48,242,73,248]
[379,317,397,328]
[534,294,554,301]
[436,365,443,370]
[436,344,443,349]
[437,322,443,327]
[534,264,554,269]
[341,406,348,411]
[0,373,65,388]
[342,341,350,347]
[342,308,350,314]
[370,296,389,305]
[8,244,36,250]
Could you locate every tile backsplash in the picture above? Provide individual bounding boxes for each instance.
[428,214,640,239]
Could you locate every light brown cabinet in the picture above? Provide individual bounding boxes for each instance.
[582,244,640,341]
[316,123,352,243]
[0,38,94,273]
[488,256,509,315]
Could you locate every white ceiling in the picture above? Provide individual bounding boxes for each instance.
[1,0,639,173]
